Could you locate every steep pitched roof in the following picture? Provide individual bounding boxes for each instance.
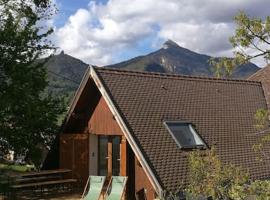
[93,67,270,192]
[248,64,270,108]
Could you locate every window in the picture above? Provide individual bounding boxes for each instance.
[164,121,205,149]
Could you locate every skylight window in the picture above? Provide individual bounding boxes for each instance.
[164,121,205,149]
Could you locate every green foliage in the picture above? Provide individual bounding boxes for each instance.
[0,0,65,166]
[254,108,269,131]
[252,109,270,162]
[248,180,270,200]
[0,163,35,172]
[211,11,270,78]
[230,12,270,61]
[186,149,270,200]
[186,149,249,200]
[209,58,235,78]
[209,54,247,78]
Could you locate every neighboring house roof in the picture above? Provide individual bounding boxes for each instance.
[64,66,270,194]
[248,64,270,108]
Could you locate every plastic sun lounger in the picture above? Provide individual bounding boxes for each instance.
[81,176,106,200]
[105,176,128,200]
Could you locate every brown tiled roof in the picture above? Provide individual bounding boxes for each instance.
[248,64,270,109]
[94,67,270,192]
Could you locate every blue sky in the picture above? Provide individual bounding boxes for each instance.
[54,0,93,27]
[52,0,270,67]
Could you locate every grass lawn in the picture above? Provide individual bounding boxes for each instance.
[0,163,35,173]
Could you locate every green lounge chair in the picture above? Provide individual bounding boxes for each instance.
[105,176,128,200]
[81,176,106,200]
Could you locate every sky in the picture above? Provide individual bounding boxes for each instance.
[52,0,270,67]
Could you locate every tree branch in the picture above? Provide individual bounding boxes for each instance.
[250,40,266,53]
[246,24,270,46]
[251,51,270,59]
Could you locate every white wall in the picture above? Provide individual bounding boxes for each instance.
[89,134,98,175]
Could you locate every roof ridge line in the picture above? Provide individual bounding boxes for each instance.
[95,66,261,85]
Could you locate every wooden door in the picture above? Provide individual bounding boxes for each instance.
[98,135,121,177]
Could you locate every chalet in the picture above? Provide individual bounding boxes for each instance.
[45,66,270,199]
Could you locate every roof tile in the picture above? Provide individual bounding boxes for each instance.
[95,67,270,192]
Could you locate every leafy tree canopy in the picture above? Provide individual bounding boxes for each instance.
[252,109,270,162]
[186,149,270,200]
[211,11,270,78]
[0,0,65,167]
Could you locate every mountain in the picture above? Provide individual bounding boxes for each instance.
[45,40,259,101]
[44,51,88,101]
[107,40,259,78]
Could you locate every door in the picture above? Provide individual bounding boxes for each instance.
[98,136,120,177]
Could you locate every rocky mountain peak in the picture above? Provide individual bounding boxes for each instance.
[162,39,180,49]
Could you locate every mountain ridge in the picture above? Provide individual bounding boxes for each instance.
[45,40,260,101]
[107,40,259,78]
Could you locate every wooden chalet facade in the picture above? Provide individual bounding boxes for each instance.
[44,66,270,200]
[58,67,158,199]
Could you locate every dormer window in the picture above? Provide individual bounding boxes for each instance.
[164,121,206,149]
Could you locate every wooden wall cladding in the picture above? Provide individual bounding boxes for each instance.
[89,97,123,135]
[64,78,101,133]
[59,134,89,186]
[135,157,156,200]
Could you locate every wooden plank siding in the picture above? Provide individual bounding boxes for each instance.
[135,157,156,199]
[89,96,156,199]
[60,88,156,199]
[64,78,101,133]
[59,134,89,186]
[89,97,123,135]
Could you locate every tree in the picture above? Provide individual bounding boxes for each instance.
[211,11,270,78]
[0,0,65,167]
[186,149,248,200]
[231,12,270,62]
[185,149,270,200]
[252,109,270,162]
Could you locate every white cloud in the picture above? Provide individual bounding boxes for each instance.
[158,22,234,54]
[55,0,270,66]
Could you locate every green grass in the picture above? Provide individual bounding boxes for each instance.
[0,163,35,172]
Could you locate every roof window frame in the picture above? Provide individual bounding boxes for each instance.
[163,121,206,149]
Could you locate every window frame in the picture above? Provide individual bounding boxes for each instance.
[163,121,206,149]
